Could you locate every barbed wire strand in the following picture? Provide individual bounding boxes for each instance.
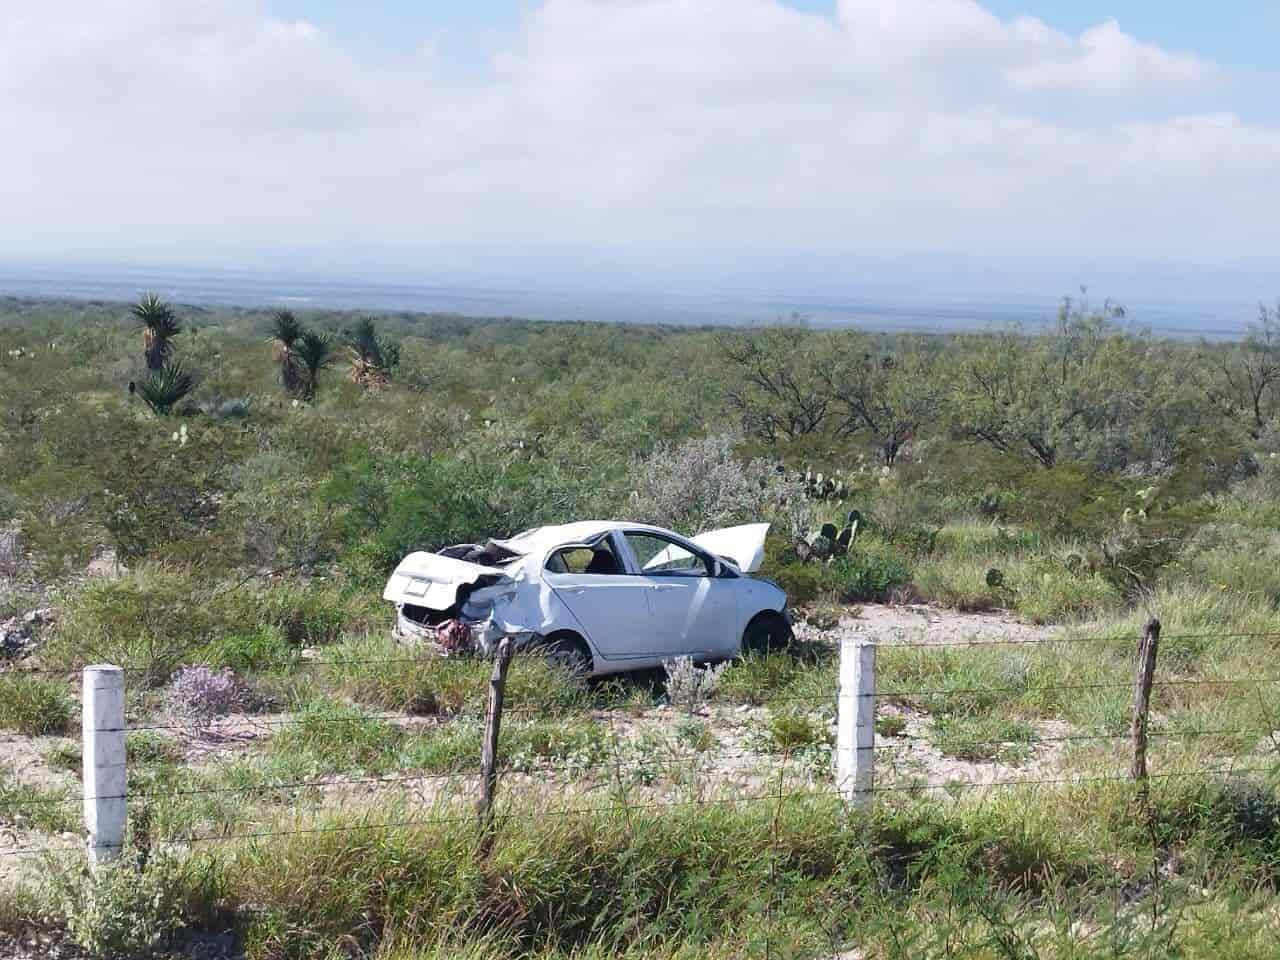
[8,765,1279,860]
[7,629,1280,679]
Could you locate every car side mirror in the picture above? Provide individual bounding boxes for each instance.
[709,558,723,578]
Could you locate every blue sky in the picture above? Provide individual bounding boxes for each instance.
[269,0,1277,69]
[3,0,1278,297]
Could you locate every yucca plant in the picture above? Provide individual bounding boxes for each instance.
[343,317,388,388]
[268,309,305,396]
[136,360,197,416]
[295,330,333,400]
[130,293,181,371]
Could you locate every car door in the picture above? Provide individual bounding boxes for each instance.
[541,535,655,663]
[618,530,738,660]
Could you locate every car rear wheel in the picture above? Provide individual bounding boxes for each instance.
[742,612,792,655]
[542,632,593,679]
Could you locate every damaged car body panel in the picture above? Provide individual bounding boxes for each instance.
[382,552,518,611]
[384,521,790,675]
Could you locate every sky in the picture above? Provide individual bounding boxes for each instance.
[1,0,1278,301]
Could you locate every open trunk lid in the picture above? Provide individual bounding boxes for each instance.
[383,551,517,611]
[692,523,770,574]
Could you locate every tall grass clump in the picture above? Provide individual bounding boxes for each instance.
[319,634,587,717]
[131,773,1280,960]
[0,672,73,735]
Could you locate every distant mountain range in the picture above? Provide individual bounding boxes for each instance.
[0,260,1267,339]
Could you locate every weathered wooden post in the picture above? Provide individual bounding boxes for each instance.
[1131,618,1161,799]
[83,665,126,866]
[836,638,875,807]
[477,637,515,854]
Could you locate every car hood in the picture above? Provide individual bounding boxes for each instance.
[691,523,770,574]
[382,552,519,610]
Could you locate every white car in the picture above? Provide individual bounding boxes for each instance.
[383,521,791,676]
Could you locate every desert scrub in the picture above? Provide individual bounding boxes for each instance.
[506,719,611,775]
[662,656,726,712]
[48,852,184,957]
[0,767,77,834]
[758,708,832,752]
[257,579,384,646]
[930,520,1043,559]
[43,566,379,685]
[198,623,297,672]
[320,634,587,717]
[1011,559,1120,624]
[166,665,244,732]
[930,715,1036,763]
[718,650,834,706]
[320,633,487,714]
[799,602,844,631]
[875,712,908,738]
[182,777,1280,960]
[42,564,261,684]
[0,672,73,735]
[628,433,804,534]
[911,548,1119,623]
[910,554,1007,612]
[766,537,911,605]
[877,645,1057,723]
[267,699,403,775]
[674,718,715,752]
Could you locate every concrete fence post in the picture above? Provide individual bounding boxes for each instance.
[83,665,126,866]
[836,639,875,807]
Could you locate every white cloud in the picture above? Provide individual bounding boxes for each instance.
[0,0,1273,264]
[1007,17,1212,93]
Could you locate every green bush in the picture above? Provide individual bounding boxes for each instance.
[126,731,183,765]
[718,652,811,704]
[43,565,254,684]
[829,541,912,602]
[323,455,505,583]
[199,624,297,672]
[1012,564,1120,624]
[764,539,911,605]
[258,581,377,646]
[44,566,380,685]
[49,853,184,957]
[762,708,833,752]
[0,673,73,735]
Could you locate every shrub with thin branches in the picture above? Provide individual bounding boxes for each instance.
[663,656,727,712]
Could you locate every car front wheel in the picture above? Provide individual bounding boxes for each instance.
[741,612,792,655]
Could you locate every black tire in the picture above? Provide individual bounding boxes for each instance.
[741,612,793,656]
[542,633,593,679]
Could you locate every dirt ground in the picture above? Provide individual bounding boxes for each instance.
[833,602,1054,647]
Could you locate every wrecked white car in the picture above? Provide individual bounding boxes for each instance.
[383,521,791,676]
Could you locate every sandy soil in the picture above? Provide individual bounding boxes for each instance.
[833,602,1055,647]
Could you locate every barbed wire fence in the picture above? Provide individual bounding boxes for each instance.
[4,619,1280,954]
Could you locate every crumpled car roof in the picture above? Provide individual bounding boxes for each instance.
[493,520,649,557]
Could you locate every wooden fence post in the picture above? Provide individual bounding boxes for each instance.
[836,639,875,807]
[83,665,126,867]
[477,637,515,853]
[1131,618,1161,799]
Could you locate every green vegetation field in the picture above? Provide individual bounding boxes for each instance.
[3,293,1280,958]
